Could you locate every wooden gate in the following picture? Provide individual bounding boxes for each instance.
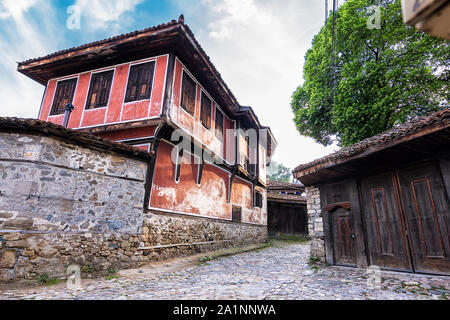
[361,161,450,274]
[397,162,450,274]
[361,173,412,271]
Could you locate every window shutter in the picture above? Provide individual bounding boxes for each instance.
[51,78,77,115]
[181,72,196,116]
[85,70,113,109]
[215,108,224,140]
[125,62,155,103]
[200,93,212,129]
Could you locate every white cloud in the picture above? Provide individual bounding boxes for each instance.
[75,0,145,31]
[0,0,59,118]
[0,0,36,19]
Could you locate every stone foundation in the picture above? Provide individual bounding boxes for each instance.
[0,211,267,281]
[306,186,325,260]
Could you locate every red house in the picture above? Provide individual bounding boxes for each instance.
[17,16,277,226]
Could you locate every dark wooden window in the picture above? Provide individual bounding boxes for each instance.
[200,92,212,129]
[51,78,77,115]
[180,72,196,116]
[232,205,242,222]
[85,70,114,109]
[125,62,155,103]
[255,191,263,208]
[215,108,224,140]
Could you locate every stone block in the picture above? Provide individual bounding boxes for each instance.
[2,218,33,230]
[0,249,16,268]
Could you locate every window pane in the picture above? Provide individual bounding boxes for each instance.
[200,93,212,129]
[85,70,113,109]
[51,78,77,115]
[215,108,224,140]
[181,72,196,116]
[125,62,155,103]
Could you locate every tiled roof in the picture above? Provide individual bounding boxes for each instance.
[267,180,305,190]
[267,192,306,203]
[293,109,450,174]
[18,19,180,66]
[0,117,153,160]
[17,15,241,111]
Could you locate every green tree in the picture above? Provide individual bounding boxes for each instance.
[267,161,291,182]
[291,0,449,147]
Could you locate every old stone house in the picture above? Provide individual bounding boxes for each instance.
[293,109,450,275]
[0,16,277,281]
[266,181,307,236]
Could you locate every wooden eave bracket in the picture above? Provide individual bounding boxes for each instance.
[323,202,351,212]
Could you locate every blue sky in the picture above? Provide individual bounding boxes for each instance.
[0,0,339,170]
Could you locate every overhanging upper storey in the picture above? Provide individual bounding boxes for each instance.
[18,15,277,184]
[18,16,242,120]
[18,15,274,137]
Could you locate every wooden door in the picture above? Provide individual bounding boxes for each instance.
[397,162,450,274]
[331,207,357,266]
[361,173,412,271]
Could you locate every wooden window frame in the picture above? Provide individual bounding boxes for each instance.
[50,78,77,116]
[180,71,196,116]
[255,191,263,208]
[232,205,242,222]
[85,70,114,110]
[200,91,212,130]
[215,107,224,141]
[124,61,155,103]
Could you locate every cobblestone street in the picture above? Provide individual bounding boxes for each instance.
[0,242,448,300]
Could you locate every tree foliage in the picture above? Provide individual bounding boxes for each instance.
[267,161,291,182]
[291,0,449,147]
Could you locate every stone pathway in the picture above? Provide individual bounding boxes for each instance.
[0,241,448,300]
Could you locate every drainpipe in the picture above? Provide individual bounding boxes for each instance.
[62,103,74,128]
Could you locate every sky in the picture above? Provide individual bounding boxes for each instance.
[0,0,339,171]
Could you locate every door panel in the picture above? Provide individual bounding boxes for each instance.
[397,162,450,274]
[331,207,357,266]
[361,173,412,271]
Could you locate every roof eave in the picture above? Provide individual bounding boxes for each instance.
[294,116,450,184]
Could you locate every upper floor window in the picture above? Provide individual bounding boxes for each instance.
[50,78,77,115]
[215,107,224,140]
[181,71,196,116]
[200,92,212,129]
[125,62,155,103]
[85,70,114,109]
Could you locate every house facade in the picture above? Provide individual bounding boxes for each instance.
[0,16,277,280]
[18,15,277,227]
[293,110,450,276]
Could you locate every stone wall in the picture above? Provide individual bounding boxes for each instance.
[0,211,267,280]
[0,132,267,281]
[0,133,148,234]
[305,186,325,260]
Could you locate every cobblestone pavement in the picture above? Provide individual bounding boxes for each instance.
[0,242,449,300]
